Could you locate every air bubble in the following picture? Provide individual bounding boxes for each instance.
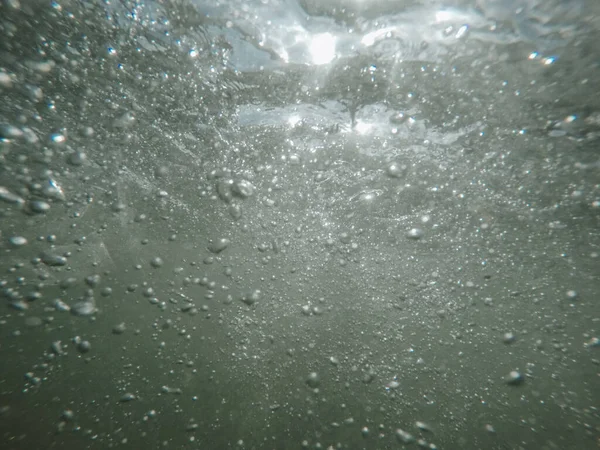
[406,228,423,240]
[241,289,261,305]
[113,322,126,334]
[306,372,320,388]
[208,238,230,254]
[9,236,28,247]
[505,370,524,385]
[150,257,164,268]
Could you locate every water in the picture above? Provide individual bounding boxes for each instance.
[0,0,599,449]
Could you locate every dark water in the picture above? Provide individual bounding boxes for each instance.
[1,1,599,449]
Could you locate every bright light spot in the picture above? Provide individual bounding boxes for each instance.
[543,56,556,65]
[436,10,452,22]
[354,121,372,135]
[361,33,375,47]
[189,49,198,58]
[309,33,336,65]
[48,179,64,198]
[287,115,302,128]
[565,114,577,123]
[455,24,468,39]
[528,52,538,60]
[361,27,395,47]
[51,133,66,143]
[279,48,290,64]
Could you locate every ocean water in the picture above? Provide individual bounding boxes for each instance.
[0,1,599,449]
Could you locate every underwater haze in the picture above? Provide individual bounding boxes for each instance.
[0,0,599,449]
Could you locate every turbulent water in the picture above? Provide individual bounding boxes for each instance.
[1,0,599,449]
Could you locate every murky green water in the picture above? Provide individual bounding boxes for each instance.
[1,1,599,449]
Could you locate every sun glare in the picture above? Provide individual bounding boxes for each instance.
[309,33,336,65]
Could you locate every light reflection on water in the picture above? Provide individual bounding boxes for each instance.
[1,0,599,449]
[171,0,593,143]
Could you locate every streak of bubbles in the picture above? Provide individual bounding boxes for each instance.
[0,0,598,449]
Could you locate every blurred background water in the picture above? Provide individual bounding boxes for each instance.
[0,0,599,449]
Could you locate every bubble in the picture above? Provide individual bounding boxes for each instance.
[455,24,469,39]
[29,200,51,214]
[150,257,164,268]
[0,187,24,206]
[71,300,96,317]
[154,166,169,178]
[26,291,42,302]
[54,299,70,312]
[22,127,38,144]
[100,287,112,297]
[306,372,320,388]
[50,132,66,144]
[389,112,408,125]
[229,204,242,220]
[41,252,67,266]
[25,84,43,102]
[565,290,578,300]
[406,228,423,240]
[120,393,136,402]
[77,340,91,353]
[85,274,101,287]
[9,236,28,247]
[68,151,87,166]
[208,238,230,254]
[395,429,414,444]
[113,111,135,128]
[61,410,74,421]
[0,70,13,88]
[217,179,233,203]
[415,421,432,433]
[505,370,524,385]
[51,341,64,355]
[42,179,65,202]
[0,123,23,139]
[241,289,261,306]
[161,386,182,395]
[363,368,375,384]
[386,378,399,390]
[503,332,516,344]
[386,162,405,178]
[232,179,255,198]
[80,126,94,137]
[113,322,126,334]
[112,202,126,212]
[59,278,78,290]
